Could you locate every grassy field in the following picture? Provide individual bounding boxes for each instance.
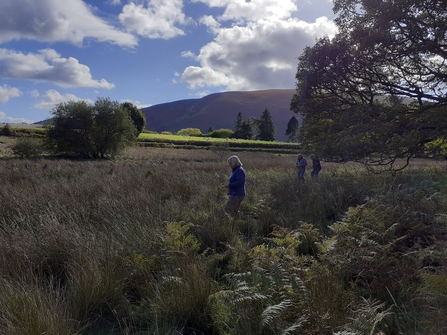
[138,132,294,144]
[138,132,301,154]
[1,140,447,334]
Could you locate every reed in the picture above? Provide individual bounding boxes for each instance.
[0,145,446,334]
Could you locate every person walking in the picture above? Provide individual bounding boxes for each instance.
[225,155,246,217]
[296,154,307,181]
[310,155,322,178]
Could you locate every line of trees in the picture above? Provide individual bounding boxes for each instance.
[233,108,276,141]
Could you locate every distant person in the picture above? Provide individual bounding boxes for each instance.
[310,155,322,178]
[225,155,246,217]
[296,154,307,181]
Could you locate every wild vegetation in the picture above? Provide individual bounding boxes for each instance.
[1,1,446,333]
[0,141,446,335]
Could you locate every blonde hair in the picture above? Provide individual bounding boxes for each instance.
[227,155,242,167]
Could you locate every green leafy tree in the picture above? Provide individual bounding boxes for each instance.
[47,100,94,157]
[47,98,137,159]
[257,108,276,141]
[92,98,138,158]
[291,0,447,170]
[121,102,146,133]
[285,116,299,142]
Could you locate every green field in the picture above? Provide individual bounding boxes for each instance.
[138,132,293,144]
[138,132,301,153]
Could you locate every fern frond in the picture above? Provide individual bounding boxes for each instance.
[233,293,269,304]
[279,317,307,335]
[261,299,295,328]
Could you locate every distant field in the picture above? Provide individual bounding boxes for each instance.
[138,132,301,154]
[0,125,300,154]
[138,132,294,144]
[1,123,43,128]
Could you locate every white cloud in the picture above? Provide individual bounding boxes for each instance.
[221,0,297,22]
[181,17,337,90]
[195,91,209,98]
[34,89,93,110]
[0,111,34,124]
[0,48,115,89]
[0,85,22,103]
[30,89,40,98]
[193,0,297,21]
[0,0,137,47]
[121,99,151,109]
[199,15,221,33]
[119,0,188,39]
[181,66,235,88]
[181,51,196,59]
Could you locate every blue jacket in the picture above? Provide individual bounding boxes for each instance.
[296,157,307,171]
[228,166,246,197]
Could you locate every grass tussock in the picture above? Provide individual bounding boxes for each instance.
[0,145,447,334]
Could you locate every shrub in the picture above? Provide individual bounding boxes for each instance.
[11,137,45,158]
[176,128,203,136]
[1,124,13,136]
[209,128,234,138]
[162,131,173,135]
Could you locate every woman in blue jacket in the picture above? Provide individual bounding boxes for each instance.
[225,155,246,217]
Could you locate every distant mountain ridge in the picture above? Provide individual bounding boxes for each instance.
[141,89,299,141]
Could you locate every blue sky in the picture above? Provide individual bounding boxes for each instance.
[0,0,336,124]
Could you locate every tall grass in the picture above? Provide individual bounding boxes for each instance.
[0,146,446,334]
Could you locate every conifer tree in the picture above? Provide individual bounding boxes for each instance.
[257,108,276,141]
[234,112,253,139]
[233,112,244,138]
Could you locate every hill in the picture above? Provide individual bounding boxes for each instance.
[141,89,299,142]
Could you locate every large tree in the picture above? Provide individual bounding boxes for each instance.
[233,112,253,139]
[256,108,276,141]
[121,102,146,134]
[48,98,137,159]
[285,116,299,142]
[291,0,447,170]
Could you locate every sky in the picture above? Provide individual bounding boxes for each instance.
[0,0,337,124]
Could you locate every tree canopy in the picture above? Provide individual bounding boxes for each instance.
[47,97,137,159]
[121,102,146,134]
[285,116,299,142]
[291,0,447,170]
[254,108,276,141]
[233,112,253,140]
